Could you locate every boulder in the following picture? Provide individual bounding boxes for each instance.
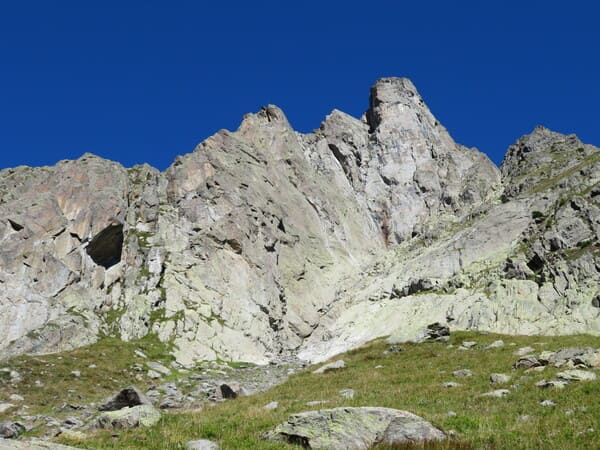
[99,386,152,411]
[0,421,25,438]
[453,369,472,378]
[556,370,597,382]
[514,356,542,370]
[535,380,567,389]
[479,389,510,398]
[265,407,445,449]
[490,373,511,384]
[0,403,14,414]
[339,389,355,399]
[96,404,160,429]
[186,440,219,450]
[146,361,171,376]
[219,382,243,399]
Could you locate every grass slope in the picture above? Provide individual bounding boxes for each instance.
[3,332,600,449]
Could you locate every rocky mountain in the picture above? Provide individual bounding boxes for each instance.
[1,77,598,367]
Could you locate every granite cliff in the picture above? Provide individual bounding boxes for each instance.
[1,78,598,366]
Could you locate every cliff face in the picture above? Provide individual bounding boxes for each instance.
[1,78,598,366]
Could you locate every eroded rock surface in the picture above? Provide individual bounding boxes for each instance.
[1,77,599,367]
[265,407,445,449]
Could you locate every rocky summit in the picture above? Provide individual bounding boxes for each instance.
[1,77,599,369]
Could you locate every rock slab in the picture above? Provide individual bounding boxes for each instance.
[265,407,445,449]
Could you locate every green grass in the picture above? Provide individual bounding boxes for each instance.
[4,332,600,449]
[0,334,173,423]
[527,151,600,194]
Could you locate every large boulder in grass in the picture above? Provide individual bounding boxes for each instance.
[96,404,160,429]
[264,407,445,449]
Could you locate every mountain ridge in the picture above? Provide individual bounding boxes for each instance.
[1,77,598,367]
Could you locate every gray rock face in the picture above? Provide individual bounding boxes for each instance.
[265,407,445,449]
[1,78,600,367]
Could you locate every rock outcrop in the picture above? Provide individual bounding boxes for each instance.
[1,77,599,367]
[264,407,445,449]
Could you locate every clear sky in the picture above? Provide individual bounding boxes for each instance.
[1,1,598,170]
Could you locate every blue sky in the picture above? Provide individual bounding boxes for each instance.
[1,1,598,170]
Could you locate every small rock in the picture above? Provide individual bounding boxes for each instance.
[146,361,171,376]
[515,346,535,356]
[525,366,546,373]
[479,389,510,398]
[518,415,531,422]
[490,373,511,384]
[8,394,24,402]
[447,411,457,417]
[99,386,152,411]
[159,397,181,409]
[535,380,568,389]
[186,439,220,450]
[514,355,542,369]
[88,364,97,369]
[59,428,87,440]
[0,403,15,414]
[220,382,243,399]
[485,340,505,349]
[135,350,148,359]
[62,417,82,428]
[71,370,81,377]
[387,344,402,353]
[305,400,329,406]
[375,365,384,369]
[339,389,355,399]
[460,341,477,349]
[556,369,597,382]
[422,322,450,342]
[441,382,462,388]
[264,401,279,410]
[147,369,162,379]
[312,360,345,374]
[538,351,556,364]
[540,400,556,407]
[453,369,472,378]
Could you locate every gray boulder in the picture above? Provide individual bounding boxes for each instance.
[0,421,25,439]
[96,404,160,429]
[490,373,511,384]
[556,369,597,382]
[265,407,445,449]
[186,440,219,450]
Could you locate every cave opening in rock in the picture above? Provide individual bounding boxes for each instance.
[86,224,124,269]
